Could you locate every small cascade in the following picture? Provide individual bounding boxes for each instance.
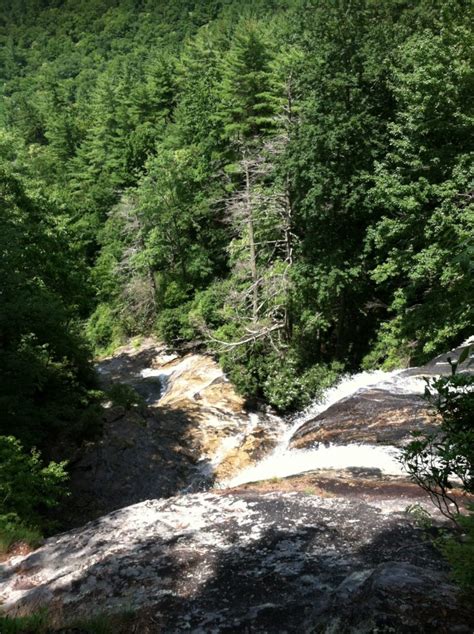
[140,355,192,401]
[220,369,427,488]
[284,369,423,443]
[96,337,470,493]
[209,413,261,470]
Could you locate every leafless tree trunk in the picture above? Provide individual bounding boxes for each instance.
[243,153,259,322]
[206,68,300,351]
[111,195,157,326]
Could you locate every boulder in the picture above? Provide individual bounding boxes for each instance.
[290,389,439,449]
[315,561,471,633]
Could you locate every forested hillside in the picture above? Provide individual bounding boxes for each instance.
[0,2,474,626]
[1,0,473,426]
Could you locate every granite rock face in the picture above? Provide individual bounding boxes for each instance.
[1,491,472,632]
[2,340,474,631]
[65,339,279,524]
[289,389,438,450]
[68,339,472,523]
[289,339,473,452]
[317,561,468,633]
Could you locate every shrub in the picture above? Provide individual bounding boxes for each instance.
[361,317,413,370]
[156,303,197,344]
[107,383,145,411]
[402,357,474,519]
[263,358,342,412]
[402,345,474,590]
[442,507,474,590]
[219,343,342,412]
[0,514,42,554]
[0,436,68,552]
[86,303,123,353]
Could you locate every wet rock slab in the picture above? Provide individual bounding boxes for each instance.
[1,492,472,632]
[289,339,473,452]
[290,389,439,450]
[64,339,279,524]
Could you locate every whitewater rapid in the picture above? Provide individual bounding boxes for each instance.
[220,369,427,488]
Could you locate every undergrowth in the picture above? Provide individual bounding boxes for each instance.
[0,517,42,555]
[0,609,136,634]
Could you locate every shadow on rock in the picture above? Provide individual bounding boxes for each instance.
[6,493,472,633]
[162,521,471,633]
[59,405,213,528]
[96,346,166,387]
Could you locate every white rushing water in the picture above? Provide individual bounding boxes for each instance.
[221,369,427,487]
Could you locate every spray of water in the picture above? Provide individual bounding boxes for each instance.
[220,369,426,488]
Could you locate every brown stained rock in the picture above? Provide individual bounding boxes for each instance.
[0,542,36,565]
[61,339,275,526]
[213,427,279,482]
[158,354,245,414]
[290,389,441,449]
[227,469,473,514]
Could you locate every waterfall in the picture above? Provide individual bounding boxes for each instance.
[220,369,427,488]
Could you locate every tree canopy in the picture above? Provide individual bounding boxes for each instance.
[1,0,472,420]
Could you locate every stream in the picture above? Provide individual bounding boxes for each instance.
[219,369,426,487]
[2,338,473,631]
[86,336,472,515]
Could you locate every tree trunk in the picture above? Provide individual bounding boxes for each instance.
[283,177,293,339]
[244,158,258,322]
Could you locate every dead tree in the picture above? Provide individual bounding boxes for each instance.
[110,195,157,328]
[206,137,297,352]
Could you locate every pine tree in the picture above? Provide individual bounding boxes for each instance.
[367,18,474,364]
[216,19,276,143]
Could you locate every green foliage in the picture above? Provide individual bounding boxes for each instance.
[216,19,276,141]
[0,436,68,551]
[442,507,474,590]
[156,303,198,345]
[0,608,136,634]
[405,503,434,531]
[0,610,50,634]
[402,346,474,588]
[86,303,123,353]
[0,516,43,555]
[0,165,101,449]
[1,0,473,414]
[107,384,145,411]
[361,317,414,371]
[365,18,474,363]
[263,357,342,411]
[0,436,68,522]
[219,342,342,411]
[402,358,474,519]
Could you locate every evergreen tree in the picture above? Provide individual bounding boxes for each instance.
[216,19,276,143]
[1,0,472,413]
[366,17,474,365]
[0,161,99,450]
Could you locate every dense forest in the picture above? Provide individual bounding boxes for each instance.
[0,0,473,540]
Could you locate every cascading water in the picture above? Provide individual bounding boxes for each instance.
[220,368,427,488]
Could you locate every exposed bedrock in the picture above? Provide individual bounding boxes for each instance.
[2,492,472,633]
[65,339,280,524]
[2,340,473,631]
[289,389,438,449]
[289,340,472,451]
